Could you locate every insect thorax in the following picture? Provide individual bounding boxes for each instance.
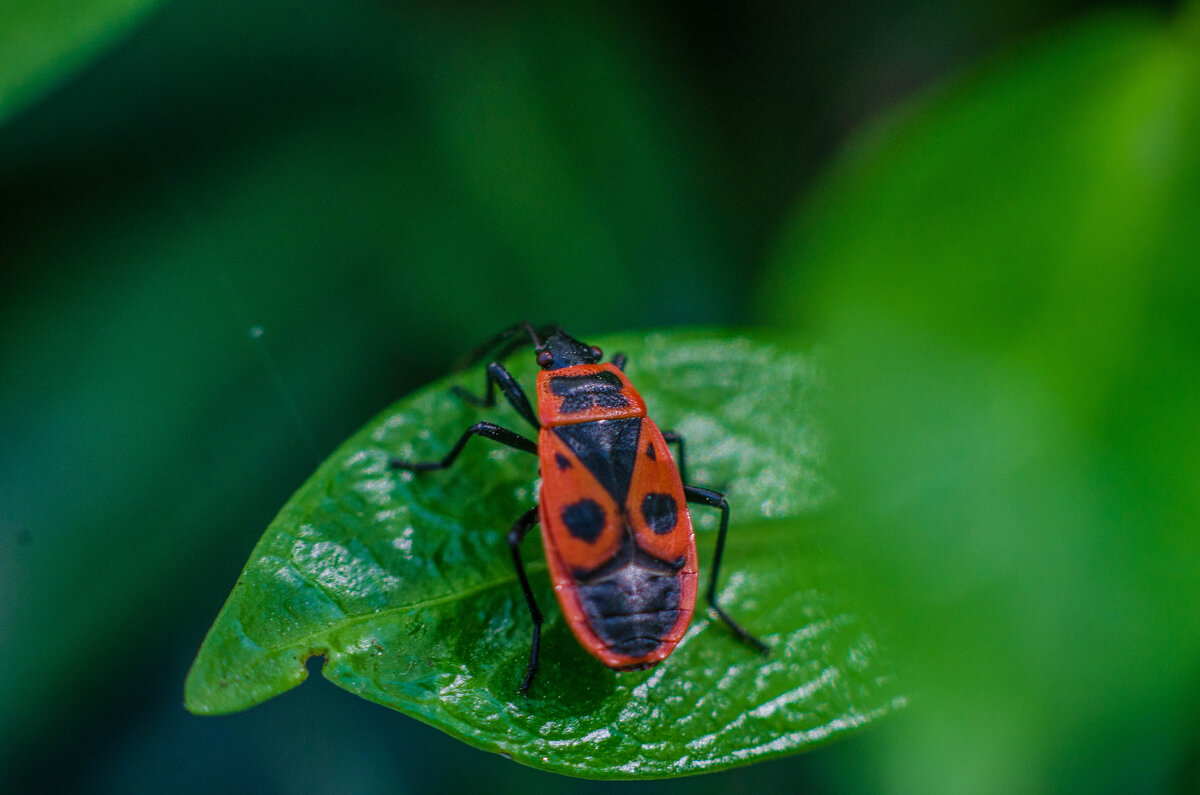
[535,363,646,427]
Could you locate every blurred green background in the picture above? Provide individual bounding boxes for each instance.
[3,0,1197,792]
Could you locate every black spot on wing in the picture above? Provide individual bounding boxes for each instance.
[645,443,656,461]
[554,452,572,471]
[641,492,678,535]
[549,371,630,414]
[553,419,641,504]
[561,499,606,543]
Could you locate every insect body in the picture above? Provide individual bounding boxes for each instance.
[391,323,766,692]
[536,360,698,671]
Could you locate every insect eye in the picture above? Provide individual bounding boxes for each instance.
[536,349,555,368]
[589,345,603,361]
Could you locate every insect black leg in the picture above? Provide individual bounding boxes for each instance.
[683,485,769,654]
[661,430,688,485]
[507,506,543,694]
[389,422,536,471]
[451,362,540,430]
[611,352,627,372]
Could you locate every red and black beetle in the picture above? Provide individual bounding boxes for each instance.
[391,323,767,691]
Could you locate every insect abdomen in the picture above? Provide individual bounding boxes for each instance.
[576,559,683,664]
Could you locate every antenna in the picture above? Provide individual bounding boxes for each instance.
[451,320,558,371]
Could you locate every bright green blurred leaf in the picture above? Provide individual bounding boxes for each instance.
[0,0,162,123]
[764,7,1200,793]
[186,331,899,778]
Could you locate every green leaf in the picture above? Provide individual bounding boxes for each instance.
[0,0,163,124]
[763,8,1200,793]
[185,330,899,778]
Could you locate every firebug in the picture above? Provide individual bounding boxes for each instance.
[390,323,767,692]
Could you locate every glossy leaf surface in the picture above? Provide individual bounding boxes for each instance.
[186,330,899,778]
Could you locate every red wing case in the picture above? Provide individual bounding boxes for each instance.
[538,418,698,670]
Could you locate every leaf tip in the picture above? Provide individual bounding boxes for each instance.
[183,643,326,716]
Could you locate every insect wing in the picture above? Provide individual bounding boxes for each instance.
[536,429,624,570]
[626,419,697,569]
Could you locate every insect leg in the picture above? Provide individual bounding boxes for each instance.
[661,430,688,485]
[507,506,543,694]
[389,422,536,471]
[610,352,627,372]
[451,362,540,430]
[683,485,769,654]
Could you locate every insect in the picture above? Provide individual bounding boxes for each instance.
[390,322,767,692]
